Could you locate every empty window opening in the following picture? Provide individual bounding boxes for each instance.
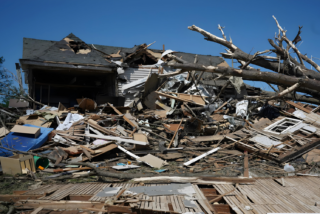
[264,118,302,134]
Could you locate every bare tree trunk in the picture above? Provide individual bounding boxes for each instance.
[167,62,320,97]
[187,25,320,80]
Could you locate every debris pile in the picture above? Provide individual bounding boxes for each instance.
[1,71,320,181]
[1,16,320,213]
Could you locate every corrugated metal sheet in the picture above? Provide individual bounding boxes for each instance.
[118,65,186,106]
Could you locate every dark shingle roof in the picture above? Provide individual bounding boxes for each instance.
[22,33,226,67]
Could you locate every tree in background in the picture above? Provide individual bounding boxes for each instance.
[0,58,43,108]
[0,57,14,107]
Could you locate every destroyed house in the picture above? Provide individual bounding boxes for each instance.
[20,33,228,108]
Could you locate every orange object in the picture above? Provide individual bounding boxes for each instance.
[127,161,132,165]
[38,166,44,170]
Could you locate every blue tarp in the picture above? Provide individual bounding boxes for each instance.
[0,124,53,157]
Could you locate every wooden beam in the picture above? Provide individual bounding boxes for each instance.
[243,151,249,177]
[213,100,229,114]
[184,147,220,166]
[82,144,118,161]
[0,195,41,202]
[15,200,104,210]
[209,189,235,203]
[132,176,255,184]
[156,92,205,106]
[84,205,132,213]
[86,120,119,136]
[79,145,96,154]
[30,206,43,214]
[108,103,137,128]
[285,100,312,113]
[83,134,147,145]
[167,119,183,149]
[20,59,115,72]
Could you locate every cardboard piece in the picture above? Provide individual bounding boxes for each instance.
[0,154,36,175]
[8,99,29,108]
[157,153,185,160]
[138,154,168,168]
[10,125,40,138]
[0,127,10,138]
[133,133,150,150]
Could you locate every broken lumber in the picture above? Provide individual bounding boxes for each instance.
[167,118,183,149]
[83,134,148,145]
[108,103,138,128]
[184,147,220,166]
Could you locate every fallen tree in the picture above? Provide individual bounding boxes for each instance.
[187,17,320,80]
[161,16,320,103]
[167,62,320,96]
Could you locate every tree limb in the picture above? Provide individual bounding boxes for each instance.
[188,24,320,80]
[167,62,320,96]
[245,83,300,100]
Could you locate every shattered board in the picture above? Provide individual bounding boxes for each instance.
[128,183,195,196]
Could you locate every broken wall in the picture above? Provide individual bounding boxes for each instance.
[118,65,186,106]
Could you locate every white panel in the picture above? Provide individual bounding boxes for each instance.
[118,65,186,106]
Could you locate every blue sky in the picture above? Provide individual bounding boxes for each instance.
[1,0,320,93]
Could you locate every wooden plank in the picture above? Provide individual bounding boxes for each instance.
[30,158,36,172]
[82,144,117,161]
[15,200,104,210]
[97,206,105,214]
[209,189,235,203]
[81,205,132,213]
[79,145,95,154]
[108,103,137,128]
[161,196,169,212]
[286,101,312,113]
[173,195,182,213]
[13,191,28,195]
[81,147,92,161]
[167,118,183,149]
[170,195,178,213]
[30,206,43,214]
[86,120,119,136]
[184,147,220,166]
[243,151,249,177]
[193,184,213,214]
[156,92,205,106]
[0,195,41,202]
[177,196,186,213]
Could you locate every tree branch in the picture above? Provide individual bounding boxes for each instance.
[188,24,320,80]
[167,62,320,96]
[246,83,300,100]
